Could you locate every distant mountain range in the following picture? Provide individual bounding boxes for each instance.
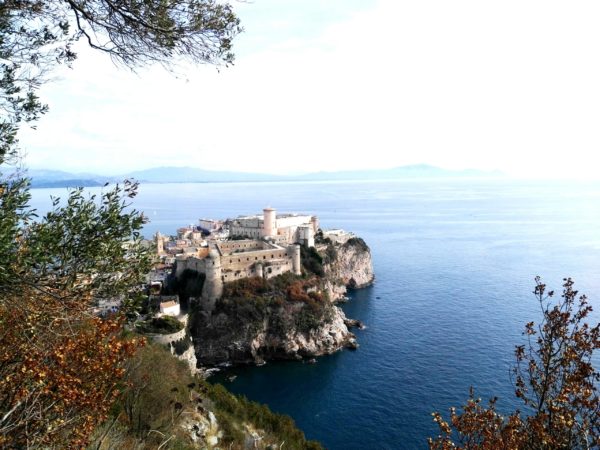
[25,164,503,188]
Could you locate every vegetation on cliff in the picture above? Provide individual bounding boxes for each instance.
[89,340,323,449]
[198,273,334,336]
[136,315,185,335]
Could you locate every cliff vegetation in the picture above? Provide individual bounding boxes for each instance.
[189,273,346,365]
[89,340,322,449]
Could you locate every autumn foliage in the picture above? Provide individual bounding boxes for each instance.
[429,278,600,449]
[0,182,151,447]
[0,288,144,448]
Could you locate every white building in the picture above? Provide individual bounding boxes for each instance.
[229,207,318,247]
[159,301,180,316]
[199,219,223,232]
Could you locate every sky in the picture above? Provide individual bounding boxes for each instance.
[17,0,600,178]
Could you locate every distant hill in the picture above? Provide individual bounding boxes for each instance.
[125,166,286,183]
[25,165,503,188]
[30,179,106,188]
[293,164,502,181]
[26,169,112,188]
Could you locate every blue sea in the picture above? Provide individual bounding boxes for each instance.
[30,179,600,449]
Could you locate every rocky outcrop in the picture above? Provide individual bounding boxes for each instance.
[190,299,357,366]
[186,235,373,368]
[321,237,374,301]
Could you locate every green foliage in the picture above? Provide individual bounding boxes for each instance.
[170,336,192,355]
[104,341,199,445]
[314,229,332,245]
[300,245,325,277]
[208,383,324,449]
[4,181,151,302]
[90,340,323,449]
[1,0,242,446]
[324,243,338,263]
[344,236,369,252]
[216,275,334,334]
[136,316,184,335]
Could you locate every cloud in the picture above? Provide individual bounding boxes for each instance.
[18,0,600,178]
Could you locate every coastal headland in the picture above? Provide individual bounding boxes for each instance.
[146,207,374,370]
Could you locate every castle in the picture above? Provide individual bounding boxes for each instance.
[159,208,319,306]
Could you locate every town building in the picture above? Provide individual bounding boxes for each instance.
[229,207,318,247]
[159,300,181,316]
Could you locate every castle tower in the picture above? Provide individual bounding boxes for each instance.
[263,207,276,237]
[202,248,223,310]
[255,262,264,279]
[288,244,301,275]
[311,216,319,234]
[155,231,164,255]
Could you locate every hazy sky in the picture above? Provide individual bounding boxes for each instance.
[18,0,600,178]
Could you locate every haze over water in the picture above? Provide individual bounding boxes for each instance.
[30,178,600,449]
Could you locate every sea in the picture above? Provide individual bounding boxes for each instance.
[29,178,600,449]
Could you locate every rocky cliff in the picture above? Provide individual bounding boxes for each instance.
[190,297,357,366]
[187,236,373,367]
[321,236,375,301]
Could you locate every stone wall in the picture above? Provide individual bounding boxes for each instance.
[149,326,187,346]
[220,248,289,272]
[217,240,265,254]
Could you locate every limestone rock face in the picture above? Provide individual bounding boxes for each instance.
[322,237,374,301]
[191,303,355,366]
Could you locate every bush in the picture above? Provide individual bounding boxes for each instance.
[300,245,325,276]
[90,341,324,449]
[344,237,369,252]
[207,383,324,449]
[429,278,600,449]
[170,336,191,355]
[136,316,184,334]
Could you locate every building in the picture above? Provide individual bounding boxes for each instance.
[159,208,315,309]
[159,300,180,316]
[175,239,302,298]
[199,218,223,232]
[229,207,318,247]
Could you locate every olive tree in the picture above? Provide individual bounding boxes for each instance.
[0,0,241,446]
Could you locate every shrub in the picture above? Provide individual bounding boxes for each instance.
[300,245,325,276]
[344,237,369,252]
[171,336,192,355]
[136,316,184,334]
[429,278,600,449]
